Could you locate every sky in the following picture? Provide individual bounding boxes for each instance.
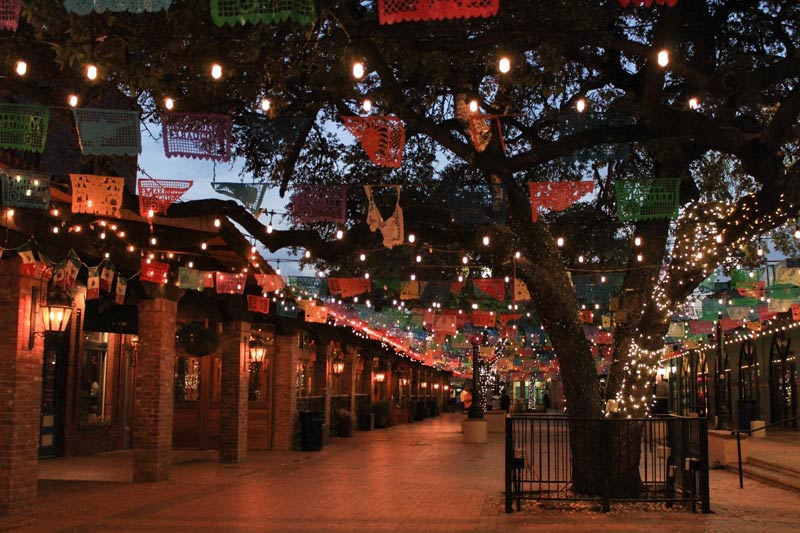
[137,132,308,276]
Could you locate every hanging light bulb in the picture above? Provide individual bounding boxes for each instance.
[482,236,490,246]
[336,229,344,240]
[469,99,479,113]
[150,236,157,246]
[15,60,27,76]
[304,250,311,259]
[515,251,521,259]
[352,61,365,79]
[362,99,372,112]
[266,223,273,234]
[201,242,207,250]
[578,255,585,263]
[68,94,79,107]
[689,97,699,110]
[757,248,763,256]
[410,273,416,281]
[211,63,222,79]
[498,56,511,74]
[364,272,370,279]
[637,254,644,262]
[794,228,800,239]
[213,218,221,228]
[601,275,607,283]
[416,254,422,263]
[557,237,565,247]
[164,97,174,110]
[458,275,464,282]
[86,64,98,80]
[634,236,642,247]
[576,99,586,113]
[408,234,416,244]
[260,98,271,112]
[657,50,669,67]
[359,253,366,261]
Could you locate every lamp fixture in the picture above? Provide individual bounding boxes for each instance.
[374,371,386,382]
[248,335,267,366]
[332,351,346,375]
[28,286,73,349]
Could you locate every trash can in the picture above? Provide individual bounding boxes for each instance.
[300,411,324,451]
[737,399,758,431]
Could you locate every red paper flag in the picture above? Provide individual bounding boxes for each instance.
[529,181,594,222]
[433,315,458,335]
[247,295,271,315]
[216,272,246,294]
[140,259,168,284]
[473,279,505,300]
[472,311,496,328]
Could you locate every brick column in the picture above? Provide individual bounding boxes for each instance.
[0,260,44,516]
[220,321,249,463]
[271,332,297,450]
[133,297,177,482]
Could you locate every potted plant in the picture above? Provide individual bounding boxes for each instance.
[372,400,391,429]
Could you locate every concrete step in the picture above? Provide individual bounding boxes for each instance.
[748,456,800,478]
[739,462,800,493]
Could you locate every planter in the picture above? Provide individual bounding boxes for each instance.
[358,412,375,431]
[462,418,488,443]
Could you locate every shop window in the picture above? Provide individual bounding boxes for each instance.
[80,332,109,424]
[175,356,200,401]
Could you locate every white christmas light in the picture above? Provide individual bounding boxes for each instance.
[557,237,565,247]
[689,97,699,110]
[15,60,27,76]
[408,234,416,243]
[86,64,98,80]
[482,236,490,246]
[211,63,222,79]
[352,61,365,79]
[576,99,586,113]
[469,99,479,113]
[362,99,372,112]
[164,97,174,110]
[261,98,271,112]
[68,94,79,107]
[657,50,669,67]
[498,56,511,74]
[336,229,344,240]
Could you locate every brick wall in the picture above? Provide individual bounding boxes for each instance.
[219,321,249,463]
[271,333,298,450]
[0,259,44,516]
[133,297,176,482]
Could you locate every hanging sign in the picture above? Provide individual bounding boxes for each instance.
[177,267,205,291]
[210,0,315,26]
[247,295,271,315]
[291,184,348,224]
[211,182,268,213]
[1,0,21,31]
[342,116,405,168]
[0,103,49,152]
[215,272,245,294]
[378,0,499,24]
[615,178,681,222]
[255,273,285,294]
[87,266,100,300]
[140,259,169,284]
[70,174,125,218]
[72,108,142,156]
[0,169,50,210]
[137,177,193,217]
[64,0,172,14]
[529,181,594,222]
[115,276,127,305]
[100,262,116,291]
[162,112,232,162]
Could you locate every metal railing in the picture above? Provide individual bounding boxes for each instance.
[731,414,800,488]
[330,395,351,436]
[505,414,710,513]
[297,395,325,415]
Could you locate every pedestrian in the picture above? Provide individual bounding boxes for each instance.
[542,391,551,412]
[500,388,511,412]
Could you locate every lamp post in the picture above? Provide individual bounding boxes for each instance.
[714,312,729,429]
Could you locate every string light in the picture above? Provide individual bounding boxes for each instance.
[68,94,79,107]
[408,234,416,243]
[469,99,479,113]
[359,253,366,261]
[657,50,669,67]
[352,61,365,79]
[557,237,565,247]
[336,229,344,240]
[576,99,586,113]
[213,218,221,228]
[15,60,27,76]
[482,236,490,246]
[362,99,372,112]
[211,63,222,79]
[689,97,699,110]
[261,98,271,112]
[86,64,98,80]
[164,97,174,110]
[498,56,511,74]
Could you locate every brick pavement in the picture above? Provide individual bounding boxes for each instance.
[0,413,798,532]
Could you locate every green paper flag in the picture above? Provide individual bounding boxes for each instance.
[177,267,205,291]
[72,108,141,156]
[0,104,49,153]
[0,169,50,210]
[615,178,680,222]
[210,0,316,26]
[212,182,267,213]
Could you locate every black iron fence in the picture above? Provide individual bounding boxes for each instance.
[505,415,710,513]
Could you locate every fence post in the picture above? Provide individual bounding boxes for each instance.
[601,419,610,513]
[505,415,513,513]
[736,431,744,489]
[698,418,711,514]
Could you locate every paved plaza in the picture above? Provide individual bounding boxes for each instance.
[1,414,798,532]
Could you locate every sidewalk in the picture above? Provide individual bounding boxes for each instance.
[1,414,798,532]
